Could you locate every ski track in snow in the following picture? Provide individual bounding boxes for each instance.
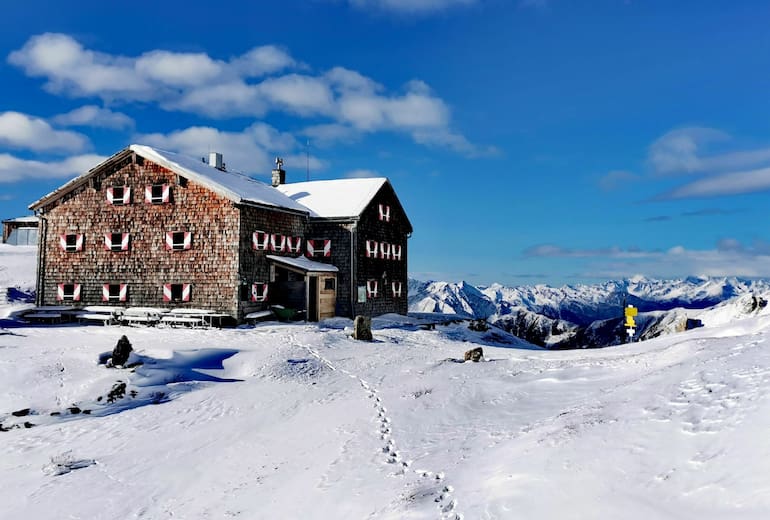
[285,330,463,520]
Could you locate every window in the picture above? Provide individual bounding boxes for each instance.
[59,233,83,252]
[145,184,171,204]
[163,283,191,302]
[380,242,391,260]
[104,233,130,251]
[392,244,402,261]
[57,283,81,301]
[306,239,331,258]
[324,277,336,291]
[366,279,379,298]
[286,236,302,254]
[102,283,127,302]
[106,186,131,205]
[391,281,403,298]
[251,282,268,302]
[378,204,391,222]
[165,231,191,251]
[252,230,269,251]
[365,240,378,258]
[270,234,286,252]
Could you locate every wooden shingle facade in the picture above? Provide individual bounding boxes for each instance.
[30,144,412,322]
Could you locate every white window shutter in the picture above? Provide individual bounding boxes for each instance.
[366,240,378,258]
[163,284,172,302]
[182,284,191,302]
[380,242,391,260]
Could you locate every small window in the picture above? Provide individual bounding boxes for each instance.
[306,239,331,258]
[105,233,130,252]
[145,184,170,204]
[380,242,391,260]
[286,236,302,254]
[163,283,191,302]
[57,283,81,301]
[59,233,83,252]
[378,204,391,222]
[366,279,379,298]
[107,186,131,205]
[251,282,268,302]
[252,231,269,251]
[102,283,127,302]
[324,278,335,291]
[365,240,379,258]
[165,231,191,251]
[270,234,286,253]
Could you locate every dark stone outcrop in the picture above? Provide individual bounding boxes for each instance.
[111,335,133,366]
[464,347,483,362]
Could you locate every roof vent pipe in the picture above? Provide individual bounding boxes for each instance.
[272,156,286,187]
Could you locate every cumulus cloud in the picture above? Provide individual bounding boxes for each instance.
[345,169,381,178]
[347,0,476,14]
[51,105,134,129]
[661,167,770,199]
[8,33,488,156]
[136,123,326,178]
[0,111,89,152]
[0,153,105,183]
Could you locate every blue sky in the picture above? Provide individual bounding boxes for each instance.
[2,0,770,286]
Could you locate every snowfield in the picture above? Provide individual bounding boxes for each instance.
[2,247,770,519]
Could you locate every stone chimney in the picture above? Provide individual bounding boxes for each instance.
[271,156,286,187]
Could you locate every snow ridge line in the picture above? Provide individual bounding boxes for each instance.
[285,331,463,520]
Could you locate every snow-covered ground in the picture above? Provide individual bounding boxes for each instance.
[3,247,770,519]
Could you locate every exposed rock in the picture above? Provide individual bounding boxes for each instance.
[68,407,81,415]
[468,319,489,332]
[464,347,483,362]
[11,408,30,417]
[353,315,373,341]
[111,335,133,366]
[106,382,127,403]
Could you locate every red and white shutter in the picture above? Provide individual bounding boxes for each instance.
[161,184,170,202]
[72,284,82,301]
[59,234,67,251]
[366,280,379,298]
[251,283,269,302]
[120,233,130,251]
[144,185,153,203]
[106,187,115,204]
[163,284,173,302]
[380,242,391,260]
[75,234,84,251]
[182,232,191,250]
[392,281,403,298]
[392,244,402,261]
[270,234,286,252]
[306,240,315,257]
[252,231,269,250]
[181,283,191,302]
[102,284,110,302]
[56,283,65,301]
[366,240,378,258]
[165,232,174,250]
[104,234,112,250]
[286,236,302,254]
[322,239,331,257]
[123,187,132,204]
[378,204,391,222]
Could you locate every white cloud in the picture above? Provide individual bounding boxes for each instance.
[136,123,325,178]
[663,166,770,199]
[0,153,105,183]
[9,33,489,156]
[347,0,476,14]
[51,105,134,130]
[302,123,361,147]
[134,50,224,87]
[0,111,89,152]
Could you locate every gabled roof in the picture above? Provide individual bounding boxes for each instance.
[30,144,308,214]
[275,178,388,218]
[130,145,308,213]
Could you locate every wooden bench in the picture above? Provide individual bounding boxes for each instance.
[160,316,206,328]
[23,312,62,323]
[77,313,117,325]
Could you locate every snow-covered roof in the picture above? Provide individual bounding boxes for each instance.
[266,254,339,273]
[130,145,308,212]
[275,178,387,218]
[2,216,39,224]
